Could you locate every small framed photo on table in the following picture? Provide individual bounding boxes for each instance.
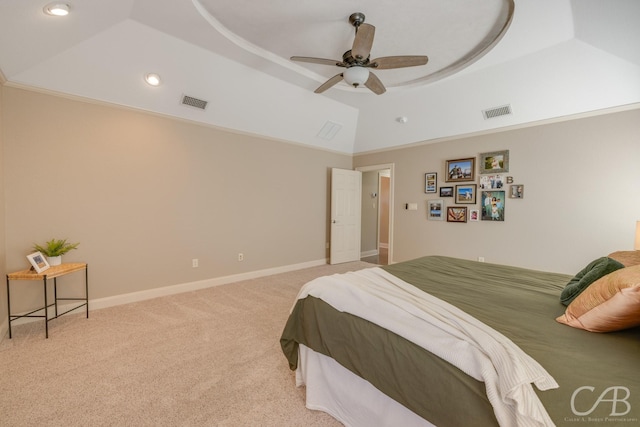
[27,251,50,273]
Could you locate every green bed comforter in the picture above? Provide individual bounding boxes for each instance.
[281,256,640,426]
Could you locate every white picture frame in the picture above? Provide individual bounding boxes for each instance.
[27,251,50,273]
[427,199,444,221]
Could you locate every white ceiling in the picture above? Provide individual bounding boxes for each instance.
[1,0,639,154]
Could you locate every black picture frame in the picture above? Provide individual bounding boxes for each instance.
[481,191,505,221]
[439,186,453,197]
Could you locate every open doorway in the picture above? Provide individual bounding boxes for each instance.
[357,164,394,265]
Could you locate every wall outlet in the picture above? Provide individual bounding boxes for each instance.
[478,256,485,263]
[192,259,199,268]
[238,253,244,262]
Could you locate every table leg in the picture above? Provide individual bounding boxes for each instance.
[6,276,11,339]
[43,277,48,339]
[54,277,58,317]
[85,266,89,318]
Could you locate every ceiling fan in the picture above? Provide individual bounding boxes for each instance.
[291,12,429,95]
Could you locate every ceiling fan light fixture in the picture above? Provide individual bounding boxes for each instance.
[43,3,70,16]
[343,66,369,87]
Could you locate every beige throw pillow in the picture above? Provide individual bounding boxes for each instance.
[556,265,640,332]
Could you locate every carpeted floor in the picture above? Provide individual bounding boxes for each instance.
[0,261,374,426]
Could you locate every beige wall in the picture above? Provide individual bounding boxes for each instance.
[1,86,351,315]
[355,108,640,274]
[2,83,639,333]
[0,82,6,325]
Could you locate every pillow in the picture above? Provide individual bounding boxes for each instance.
[556,265,640,332]
[559,257,625,306]
[607,250,640,267]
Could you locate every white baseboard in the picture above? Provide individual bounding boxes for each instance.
[360,249,378,258]
[0,258,328,341]
[90,258,327,310]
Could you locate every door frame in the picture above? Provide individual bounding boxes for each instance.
[356,163,394,264]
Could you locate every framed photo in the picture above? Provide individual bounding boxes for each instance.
[479,174,505,190]
[439,186,453,197]
[427,199,444,221]
[479,150,509,174]
[27,251,50,273]
[425,172,437,193]
[445,158,475,182]
[446,206,467,223]
[469,209,480,222]
[481,191,505,221]
[455,184,477,204]
[510,184,524,199]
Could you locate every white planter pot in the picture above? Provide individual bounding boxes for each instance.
[47,256,62,266]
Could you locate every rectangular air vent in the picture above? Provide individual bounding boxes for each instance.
[482,104,512,120]
[181,95,208,110]
[317,121,342,141]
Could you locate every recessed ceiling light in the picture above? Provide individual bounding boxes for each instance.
[43,3,70,16]
[144,73,161,87]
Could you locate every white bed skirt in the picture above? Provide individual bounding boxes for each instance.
[296,344,435,427]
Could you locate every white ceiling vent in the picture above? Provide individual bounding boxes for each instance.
[181,95,208,110]
[317,121,342,141]
[482,104,512,120]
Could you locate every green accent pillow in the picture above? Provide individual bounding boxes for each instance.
[560,257,625,306]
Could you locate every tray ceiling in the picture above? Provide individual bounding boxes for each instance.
[0,0,638,153]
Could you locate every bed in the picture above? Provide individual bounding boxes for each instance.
[280,255,640,427]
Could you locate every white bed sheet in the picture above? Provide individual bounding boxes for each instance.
[296,344,435,427]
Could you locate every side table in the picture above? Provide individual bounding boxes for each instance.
[6,263,88,338]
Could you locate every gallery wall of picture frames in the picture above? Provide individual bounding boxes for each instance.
[424,149,525,223]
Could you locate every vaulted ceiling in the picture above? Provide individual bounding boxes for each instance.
[1,0,638,154]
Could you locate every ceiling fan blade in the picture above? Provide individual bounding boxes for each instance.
[351,23,375,61]
[369,55,429,70]
[290,56,346,67]
[315,73,344,94]
[364,71,386,95]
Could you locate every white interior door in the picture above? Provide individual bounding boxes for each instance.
[330,168,361,264]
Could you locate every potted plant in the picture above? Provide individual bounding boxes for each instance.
[33,238,80,266]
